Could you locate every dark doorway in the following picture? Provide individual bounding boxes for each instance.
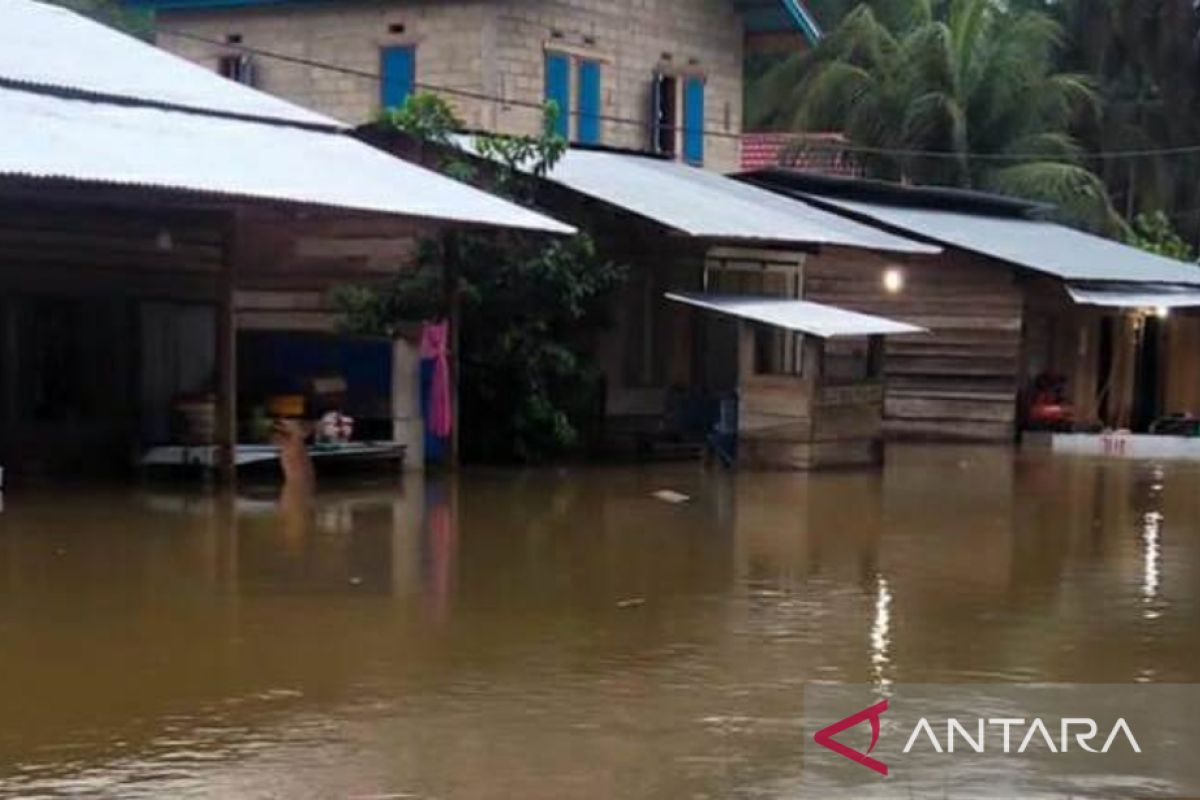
[1096,316,1114,424]
[0,296,135,477]
[1133,316,1163,431]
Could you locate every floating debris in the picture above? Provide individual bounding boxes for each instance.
[616,597,645,609]
[651,489,690,504]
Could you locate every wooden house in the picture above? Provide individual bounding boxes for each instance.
[741,170,1200,442]
[664,293,921,469]
[0,0,570,480]
[365,133,938,467]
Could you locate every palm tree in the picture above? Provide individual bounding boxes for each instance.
[749,0,1121,232]
[1054,0,1200,243]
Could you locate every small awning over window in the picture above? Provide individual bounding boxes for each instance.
[1066,283,1200,309]
[664,292,927,338]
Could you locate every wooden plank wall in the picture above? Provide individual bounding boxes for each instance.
[0,198,229,475]
[534,185,712,419]
[0,199,224,298]
[737,330,885,469]
[1165,312,1200,417]
[804,246,1024,442]
[235,209,431,332]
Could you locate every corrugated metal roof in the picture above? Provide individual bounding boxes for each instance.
[545,150,937,253]
[456,139,938,254]
[0,0,335,127]
[665,292,926,338]
[805,195,1200,285]
[742,168,1049,216]
[0,87,575,233]
[1066,283,1200,308]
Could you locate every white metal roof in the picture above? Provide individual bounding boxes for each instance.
[808,196,1200,285]
[0,88,575,233]
[545,151,940,252]
[455,138,937,253]
[1066,283,1200,309]
[664,292,927,338]
[0,0,334,127]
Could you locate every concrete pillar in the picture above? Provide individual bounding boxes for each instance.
[392,336,424,471]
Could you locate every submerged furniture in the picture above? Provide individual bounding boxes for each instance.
[666,293,924,470]
[140,441,405,475]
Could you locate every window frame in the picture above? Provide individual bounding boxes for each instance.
[682,74,706,166]
[543,50,572,139]
[576,58,602,145]
[379,45,416,111]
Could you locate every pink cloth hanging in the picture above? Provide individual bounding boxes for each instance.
[420,320,453,437]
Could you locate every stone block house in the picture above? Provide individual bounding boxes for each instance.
[139,0,821,171]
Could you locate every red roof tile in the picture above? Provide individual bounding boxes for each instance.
[740,132,862,176]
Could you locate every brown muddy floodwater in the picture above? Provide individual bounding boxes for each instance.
[0,444,1198,799]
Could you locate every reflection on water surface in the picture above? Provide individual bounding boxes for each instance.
[0,445,1197,798]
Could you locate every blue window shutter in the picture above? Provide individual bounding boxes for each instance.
[544,51,570,138]
[577,60,601,144]
[683,75,705,165]
[380,46,415,110]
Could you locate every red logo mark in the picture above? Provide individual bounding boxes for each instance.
[813,699,889,777]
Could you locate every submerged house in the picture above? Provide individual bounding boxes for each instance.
[0,0,570,480]
[381,136,937,468]
[741,170,1200,441]
[136,0,822,172]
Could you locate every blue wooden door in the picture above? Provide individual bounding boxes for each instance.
[380,46,415,110]
[683,75,705,165]
[577,60,601,144]
[544,51,571,138]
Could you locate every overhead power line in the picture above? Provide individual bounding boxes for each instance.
[158,28,697,137]
[159,28,1200,162]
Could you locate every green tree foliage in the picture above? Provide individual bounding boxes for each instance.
[749,0,1122,232]
[753,0,1200,247]
[1125,211,1197,261]
[335,95,624,462]
[377,93,464,147]
[1049,1,1200,241]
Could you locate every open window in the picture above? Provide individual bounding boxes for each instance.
[650,72,704,164]
[217,54,255,86]
[651,72,677,157]
[754,324,804,376]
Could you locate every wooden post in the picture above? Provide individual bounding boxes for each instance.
[0,298,15,434]
[215,210,240,485]
[444,230,461,468]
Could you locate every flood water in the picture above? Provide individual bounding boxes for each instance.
[0,445,1198,799]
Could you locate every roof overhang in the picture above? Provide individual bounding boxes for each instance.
[1066,283,1200,309]
[665,292,927,338]
[454,137,938,254]
[763,191,1200,286]
[0,0,576,233]
[0,86,575,233]
[734,0,822,43]
[1,0,332,126]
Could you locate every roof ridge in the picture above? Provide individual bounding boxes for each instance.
[0,76,344,133]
